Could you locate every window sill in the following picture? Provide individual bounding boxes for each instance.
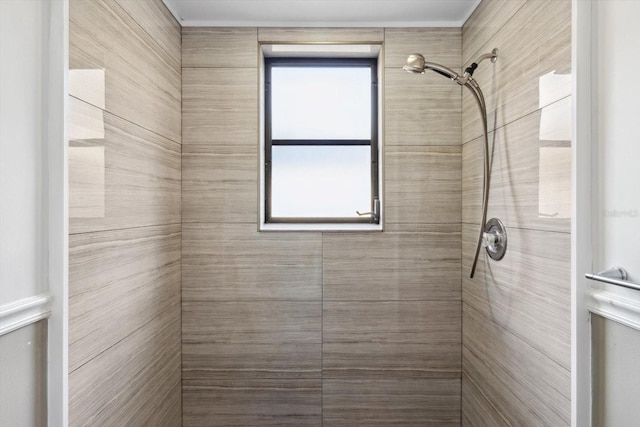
[259,222,383,232]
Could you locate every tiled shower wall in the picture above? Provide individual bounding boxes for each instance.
[461,0,572,425]
[68,0,182,424]
[181,27,464,425]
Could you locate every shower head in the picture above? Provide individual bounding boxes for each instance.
[403,53,463,83]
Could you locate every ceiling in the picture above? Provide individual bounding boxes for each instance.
[162,0,481,27]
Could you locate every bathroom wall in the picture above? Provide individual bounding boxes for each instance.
[461,0,572,425]
[181,27,463,425]
[68,0,182,424]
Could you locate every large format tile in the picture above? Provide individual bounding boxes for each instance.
[385,146,461,224]
[182,145,257,224]
[183,27,258,68]
[462,103,571,233]
[69,304,181,426]
[385,68,462,146]
[323,301,460,379]
[462,304,570,426]
[258,27,384,43]
[324,378,460,426]
[182,67,258,145]
[182,224,322,301]
[384,28,461,70]
[69,98,181,234]
[462,0,572,143]
[183,378,322,426]
[462,0,526,65]
[462,223,571,369]
[461,372,510,427]
[69,224,181,372]
[70,0,181,142]
[323,226,460,301]
[182,301,321,380]
[114,0,181,64]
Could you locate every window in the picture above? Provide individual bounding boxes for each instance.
[263,57,380,228]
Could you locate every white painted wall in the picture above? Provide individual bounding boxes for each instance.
[0,0,47,304]
[592,315,640,427]
[596,0,640,283]
[0,0,68,424]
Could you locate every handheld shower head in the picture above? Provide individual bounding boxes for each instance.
[403,53,462,82]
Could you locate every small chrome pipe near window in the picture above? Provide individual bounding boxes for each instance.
[403,48,504,278]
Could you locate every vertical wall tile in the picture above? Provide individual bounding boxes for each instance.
[183,27,258,68]
[385,146,461,224]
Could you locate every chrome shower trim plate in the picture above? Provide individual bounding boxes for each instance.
[483,218,507,261]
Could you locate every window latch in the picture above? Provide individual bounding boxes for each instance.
[356,198,380,223]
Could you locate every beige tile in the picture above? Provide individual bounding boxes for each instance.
[183,378,322,426]
[385,146,461,224]
[462,105,571,233]
[258,27,384,43]
[462,372,510,427]
[182,224,322,301]
[182,145,257,224]
[183,27,258,68]
[385,68,462,146]
[462,223,571,369]
[323,226,461,301]
[462,0,572,143]
[463,304,570,426]
[384,28,462,70]
[182,67,258,145]
[114,0,181,64]
[69,304,181,426]
[69,224,181,372]
[183,301,321,380]
[70,0,181,142]
[323,378,460,426]
[323,301,460,379]
[69,100,181,234]
[462,0,526,65]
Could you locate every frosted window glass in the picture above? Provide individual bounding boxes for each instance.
[271,146,371,218]
[271,67,371,139]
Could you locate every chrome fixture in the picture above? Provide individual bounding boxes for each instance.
[586,267,640,292]
[404,48,501,278]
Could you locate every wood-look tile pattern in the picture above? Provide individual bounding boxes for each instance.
[323,227,461,301]
[323,301,460,379]
[462,103,571,233]
[114,0,181,64]
[463,304,570,426]
[69,224,181,372]
[182,67,258,145]
[69,304,181,426]
[462,0,526,65]
[182,224,322,301]
[181,26,464,426]
[384,28,462,70]
[69,0,182,425]
[183,27,258,68]
[183,379,322,426]
[461,372,510,427]
[258,27,384,43]
[324,378,461,426]
[182,146,257,224]
[461,0,572,143]
[385,68,462,146]
[385,146,461,224]
[69,99,181,234]
[70,0,181,143]
[462,223,571,369]
[183,300,321,380]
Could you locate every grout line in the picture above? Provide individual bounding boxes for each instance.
[68,95,182,147]
[321,231,324,427]
[69,222,183,237]
[460,221,571,235]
